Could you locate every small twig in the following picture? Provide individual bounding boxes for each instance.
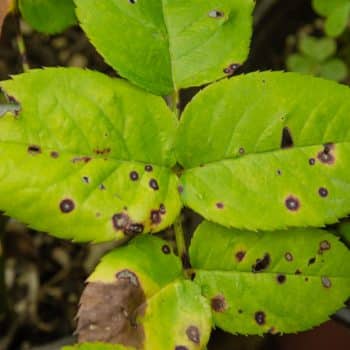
[15,17,29,72]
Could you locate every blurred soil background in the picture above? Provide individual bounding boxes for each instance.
[0,0,349,349]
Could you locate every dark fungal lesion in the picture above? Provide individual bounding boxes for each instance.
[254,311,266,325]
[317,143,335,165]
[208,10,225,18]
[59,198,75,213]
[186,325,200,344]
[28,144,41,155]
[223,63,241,76]
[281,126,294,149]
[112,212,144,236]
[285,195,300,211]
[211,295,227,313]
[252,253,271,273]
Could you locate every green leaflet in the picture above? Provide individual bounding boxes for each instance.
[190,221,350,335]
[78,236,212,349]
[176,72,350,230]
[75,0,254,95]
[19,0,77,34]
[313,0,350,37]
[63,344,132,350]
[0,68,181,242]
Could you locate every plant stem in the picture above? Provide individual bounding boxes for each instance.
[16,18,29,72]
[173,214,188,271]
[168,90,188,273]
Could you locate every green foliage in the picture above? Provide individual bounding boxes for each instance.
[74,0,255,95]
[19,0,77,34]
[78,236,211,349]
[177,71,350,230]
[287,35,347,81]
[0,68,181,242]
[190,221,350,335]
[313,0,350,37]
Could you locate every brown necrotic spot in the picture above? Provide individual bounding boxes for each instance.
[149,179,159,190]
[28,145,41,155]
[116,269,139,287]
[186,326,200,344]
[281,127,294,149]
[317,144,335,165]
[129,171,139,181]
[285,196,300,211]
[211,295,227,313]
[235,251,246,262]
[175,347,188,350]
[159,204,166,215]
[162,244,171,254]
[295,269,302,275]
[59,199,75,213]
[178,185,184,193]
[223,63,240,76]
[77,279,145,347]
[94,148,111,155]
[72,156,91,164]
[285,252,293,262]
[321,276,332,288]
[239,147,245,155]
[208,10,224,18]
[277,274,286,284]
[50,151,59,158]
[112,213,144,236]
[319,187,328,197]
[145,164,153,172]
[150,210,161,224]
[319,240,331,253]
[255,311,266,325]
[252,253,271,273]
[216,202,224,209]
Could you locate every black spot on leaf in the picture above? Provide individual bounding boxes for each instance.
[317,144,335,165]
[252,253,270,273]
[159,204,166,215]
[211,295,227,312]
[235,251,246,262]
[150,210,161,224]
[285,196,300,211]
[216,202,224,209]
[318,187,328,197]
[281,127,294,149]
[186,326,200,344]
[28,145,41,155]
[129,171,139,181]
[129,0,137,3]
[308,257,316,265]
[175,347,188,350]
[161,244,171,254]
[60,199,75,213]
[72,156,91,163]
[295,269,302,275]
[50,151,59,158]
[145,164,153,172]
[239,147,245,155]
[112,213,144,236]
[178,185,184,193]
[149,179,159,190]
[277,274,286,284]
[255,311,266,325]
[309,158,316,166]
[99,184,106,190]
[82,176,90,184]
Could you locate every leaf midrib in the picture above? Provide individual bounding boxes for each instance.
[183,140,350,170]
